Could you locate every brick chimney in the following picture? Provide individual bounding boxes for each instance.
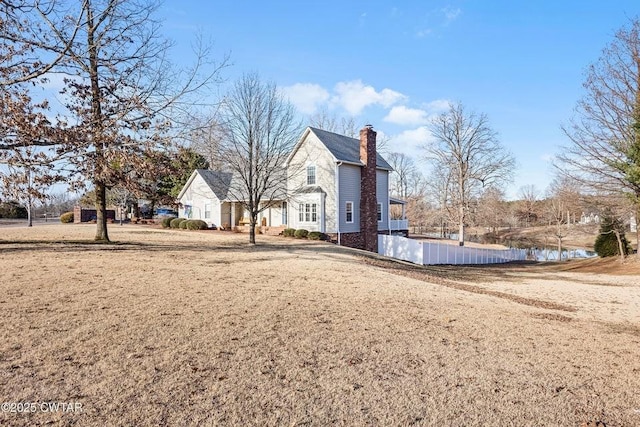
[359,125,378,253]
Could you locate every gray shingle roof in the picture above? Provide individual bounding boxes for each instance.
[294,185,326,194]
[196,169,234,199]
[195,168,286,202]
[308,127,392,170]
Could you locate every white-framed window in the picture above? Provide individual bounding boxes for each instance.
[299,203,318,223]
[377,203,382,222]
[204,203,212,219]
[345,201,353,223]
[282,201,287,225]
[306,165,316,185]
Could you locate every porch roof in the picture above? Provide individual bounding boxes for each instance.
[390,196,407,205]
[294,185,326,194]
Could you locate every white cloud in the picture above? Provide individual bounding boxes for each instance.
[415,7,461,38]
[384,106,429,126]
[359,11,368,28]
[442,7,461,25]
[332,80,406,115]
[423,99,451,113]
[384,100,451,126]
[391,126,433,150]
[415,28,433,38]
[281,83,330,115]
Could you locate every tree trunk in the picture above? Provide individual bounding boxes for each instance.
[636,205,640,259]
[94,181,109,241]
[557,237,562,261]
[458,204,465,246]
[87,4,108,242]
[27,195,33,227]
[614,230,626,260]
[249,215,256,244]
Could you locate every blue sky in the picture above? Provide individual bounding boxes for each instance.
[160,1,639,199]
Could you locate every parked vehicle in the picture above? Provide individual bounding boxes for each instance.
[154,208,178,217]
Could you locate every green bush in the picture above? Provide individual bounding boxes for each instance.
[594,213,631,257]
[308,231,326,240]
[294,229,309,239]
[185,219,208,230]
[170,218,186,229]
[283,228,296,237]
[179,219,189,229]
[161,216,176,228]
[0,201,28,219]
[59,211,74,223]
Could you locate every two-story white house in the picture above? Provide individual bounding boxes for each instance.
[177,125,408,252]
[285,125,408,251]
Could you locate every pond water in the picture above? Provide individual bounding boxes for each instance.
[523,248,597,261]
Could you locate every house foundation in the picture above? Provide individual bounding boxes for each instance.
[327,232,364,249]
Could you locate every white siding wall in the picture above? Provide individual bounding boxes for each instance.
[178,173,222,227]
[220,203,232,228]
[286,129,393,235]
[290,195,323,232]
[287,132,336,232]
[259,202,285,227]
[338,164,361,233]
[377,169,390,231]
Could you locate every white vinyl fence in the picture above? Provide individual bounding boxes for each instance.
[378,235,527,265]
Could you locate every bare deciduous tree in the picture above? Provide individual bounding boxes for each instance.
[0,88,65,226]
[426,163,456,238]
[476,186,508,233]
[544,180,571,261]
[309,108,358,138]
[516,184,540,227]
[558,18,640,257]
[2,0,227,241]
[0,0,84,86]
[423,102,515,246]
[188,114,226,171]
[387,152,418,199]
[544,178,582,261]
[216,74,301,244]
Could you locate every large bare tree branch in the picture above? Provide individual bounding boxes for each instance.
[558,18,640,256]
[422,101,515,245]
[213,74,301,244]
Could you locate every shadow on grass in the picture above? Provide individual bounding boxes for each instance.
[1,236,588,280]
[0,238,369,267]
[361,257,578,312]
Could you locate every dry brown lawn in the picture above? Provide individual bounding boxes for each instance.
[1,224,639,426]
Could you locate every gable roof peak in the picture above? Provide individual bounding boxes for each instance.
[307,126,392,170]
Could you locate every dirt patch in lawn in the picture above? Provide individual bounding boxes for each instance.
[0,224,639,426]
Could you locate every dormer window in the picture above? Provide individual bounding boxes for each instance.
[306,165,316,185]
